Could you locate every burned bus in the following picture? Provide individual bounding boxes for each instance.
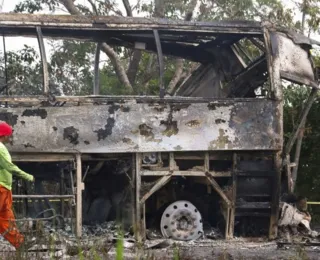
[0,14,318,241]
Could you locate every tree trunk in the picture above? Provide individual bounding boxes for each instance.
[167,0,197,95]
[167,59,184,94]
[127,50,142,87]
[292,120,306,191]
[154,0,165,18]
[122,0,141,89]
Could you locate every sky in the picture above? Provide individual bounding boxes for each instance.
[0,0,319,54]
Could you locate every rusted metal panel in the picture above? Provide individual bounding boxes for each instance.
[273,32,318,88]
[1,100,281,153]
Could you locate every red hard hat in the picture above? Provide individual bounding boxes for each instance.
[0,122,13,136]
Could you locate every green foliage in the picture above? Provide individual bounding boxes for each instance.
[300,0,320,33]
[173,245,180,260]
[283,85,320,204]
[14,0,59,13]
[0,45,43,95]
[49,40,96,95]
[116,228,124,260]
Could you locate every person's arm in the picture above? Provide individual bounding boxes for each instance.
[0,151,34,182]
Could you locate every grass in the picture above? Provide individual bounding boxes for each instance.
[0,243,316,260]
[116,228,124,260]
[0,221,316,260]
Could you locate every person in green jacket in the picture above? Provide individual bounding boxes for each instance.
[0,121,35,250]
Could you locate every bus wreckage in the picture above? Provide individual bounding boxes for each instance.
[0,14,319,242]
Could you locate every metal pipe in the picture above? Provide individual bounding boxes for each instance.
[36,26,49,94]
[2,36,7,95]
[76,154,82,238]
[2,35,8,108]
[13,195,74,199]
[153,30,165,98]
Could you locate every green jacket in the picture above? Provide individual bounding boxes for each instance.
[0,142,33,190]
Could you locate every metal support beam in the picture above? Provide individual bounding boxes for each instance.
[76,154,83,238]
[225,207,232,239]
[204,152,209,172]
[93,42,102,95]
[135,153,142,242]
[2,36,8,101]
[12,195,74,199]
[205,173,231,206]
[36,26,49,95]
[140,175,172,205]
[153,30,165,98]
[131,154,136,241]
[227,153,237,239]
[263,26,282,239]
[60,170,65,217]
[12,153,75,162]
[269,152,282,239]
[140,170,231,177]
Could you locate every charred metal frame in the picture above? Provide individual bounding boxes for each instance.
[135,152,237,241]
[0,14,318,241]
[36,26,49,95]
[1,36,8,97]
[153,30,165,98]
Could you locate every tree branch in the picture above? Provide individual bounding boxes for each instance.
[122,0,142,89]
[122,0,133,16]
[88,0,99,15]
[167,59,184,94]
[59,0,133,93]
[132,0,142,11]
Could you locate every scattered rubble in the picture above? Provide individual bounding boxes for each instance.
[278,202,320,243]
[1,215,320,259]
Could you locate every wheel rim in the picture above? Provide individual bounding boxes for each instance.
[160,200,203,241]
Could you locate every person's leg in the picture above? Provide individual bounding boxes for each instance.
[0,186,24,248]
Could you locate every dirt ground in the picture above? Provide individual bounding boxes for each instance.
[1,238,320,260]
[112,239,320,260]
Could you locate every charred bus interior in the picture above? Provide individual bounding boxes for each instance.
[13,151,275,239]
[0,14,318,242]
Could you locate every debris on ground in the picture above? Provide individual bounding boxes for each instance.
[204,227,223,240]
[278,202,320,243]
[1,218,320,259]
